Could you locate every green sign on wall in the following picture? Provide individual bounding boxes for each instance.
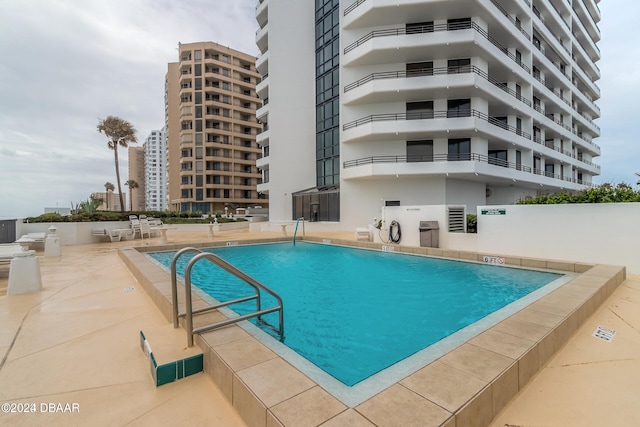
[481,208,506,215]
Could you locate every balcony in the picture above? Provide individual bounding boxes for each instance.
[343,65,531,110]
[256,155,269,169]
[584,0,601,23]
[486,0,530,40]
[572,33,601,80]
[571,0,600,41]
[256,0,268,28]
[256,128,270,146]
[572,19,600,64]
[342,152,590,189]
[257,181,270,194]
[532,6,571,61]
[342,109,532,144]
[343,21,530,74]
[256,24,268,54]
[342,0,496,31]
[256,98,269,122]
[256,75,269,99]
[256,51,269,76]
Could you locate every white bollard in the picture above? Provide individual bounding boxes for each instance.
[44,225,61,257]
[7,250,42,295]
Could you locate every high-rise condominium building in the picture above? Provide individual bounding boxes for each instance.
[144,129,167,211]
[255,0,601,228]
[128,145,146,211]
[165,42,266,214]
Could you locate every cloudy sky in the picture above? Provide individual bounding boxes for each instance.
[0,0,637,218]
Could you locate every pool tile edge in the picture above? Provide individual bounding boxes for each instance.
[118,241,626,427]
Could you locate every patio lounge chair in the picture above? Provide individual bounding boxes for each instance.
[138,216,152,239]
[129,215,145,239]
[92,228,134,242]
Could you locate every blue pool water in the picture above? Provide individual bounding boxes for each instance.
[149,242,561,386]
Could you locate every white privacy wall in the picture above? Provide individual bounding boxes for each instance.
[475,203,640,273]
[375,205,453,248]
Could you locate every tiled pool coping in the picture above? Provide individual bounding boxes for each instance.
[119,237,626,427]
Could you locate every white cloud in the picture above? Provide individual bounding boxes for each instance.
[0,0,259,217]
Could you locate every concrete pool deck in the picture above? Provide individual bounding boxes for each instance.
[0,228,638,426]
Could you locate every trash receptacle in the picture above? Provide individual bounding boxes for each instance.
[419,221,439,248]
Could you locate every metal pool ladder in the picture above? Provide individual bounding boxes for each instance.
[293,217,304,245]
[171,247,285,347]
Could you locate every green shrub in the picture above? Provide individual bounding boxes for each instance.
[24,209,243,223]
[466,214,477,233]
[517,183,640,205]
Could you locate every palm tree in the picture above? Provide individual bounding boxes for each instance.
[125,179,139,211]
[104,182,115,210]
[97,116,138,212]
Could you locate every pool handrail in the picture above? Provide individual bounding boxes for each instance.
[182,251,285,347]
[172,247,267,330]
[293,217,305,245]
[171,247,203,328]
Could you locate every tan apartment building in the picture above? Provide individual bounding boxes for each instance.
[165,42,267,214]
[92,191,125,212]
[128,145,146,211]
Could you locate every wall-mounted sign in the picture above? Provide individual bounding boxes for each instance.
[481,208,506,215]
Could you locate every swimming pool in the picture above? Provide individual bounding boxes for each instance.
[149,242,563,387]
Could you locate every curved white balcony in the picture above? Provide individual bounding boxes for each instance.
[572,110,600,138]
[572,36,600,81]
[572,0,600,41]
[584,0,601,23]
[256,155,269,169]
[341,152,588,191]
[342,110,532,145]
[343,66,532,115]
[257,128,269,146]
[256,24,268,54]
[572,13,600,62]
[256,75,269,99]
[257,181,270,193]
[344,0,473,30]
[342,21,530,77]
[256,0,268,28]
[256,51,269,76]
[571,85,600,121]
[572,61,600,103]
[256,103,269,122]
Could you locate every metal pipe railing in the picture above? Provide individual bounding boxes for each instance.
[171,247,202,328]
[182,251,284,347]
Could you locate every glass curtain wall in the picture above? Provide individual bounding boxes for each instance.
[293,0,341,221]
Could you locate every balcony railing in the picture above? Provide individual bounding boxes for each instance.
[488,0,531,40]
[344,0,366,16]
[531,133,599,169]
[343,109,532,140]
[343,20,530,74]
[344,65,532,107]
[342,0,535,49]
[344,152,533,173]
[532,6,571,55]
[343,153,595,184]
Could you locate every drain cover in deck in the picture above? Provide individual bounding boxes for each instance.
[592,326,616,342]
